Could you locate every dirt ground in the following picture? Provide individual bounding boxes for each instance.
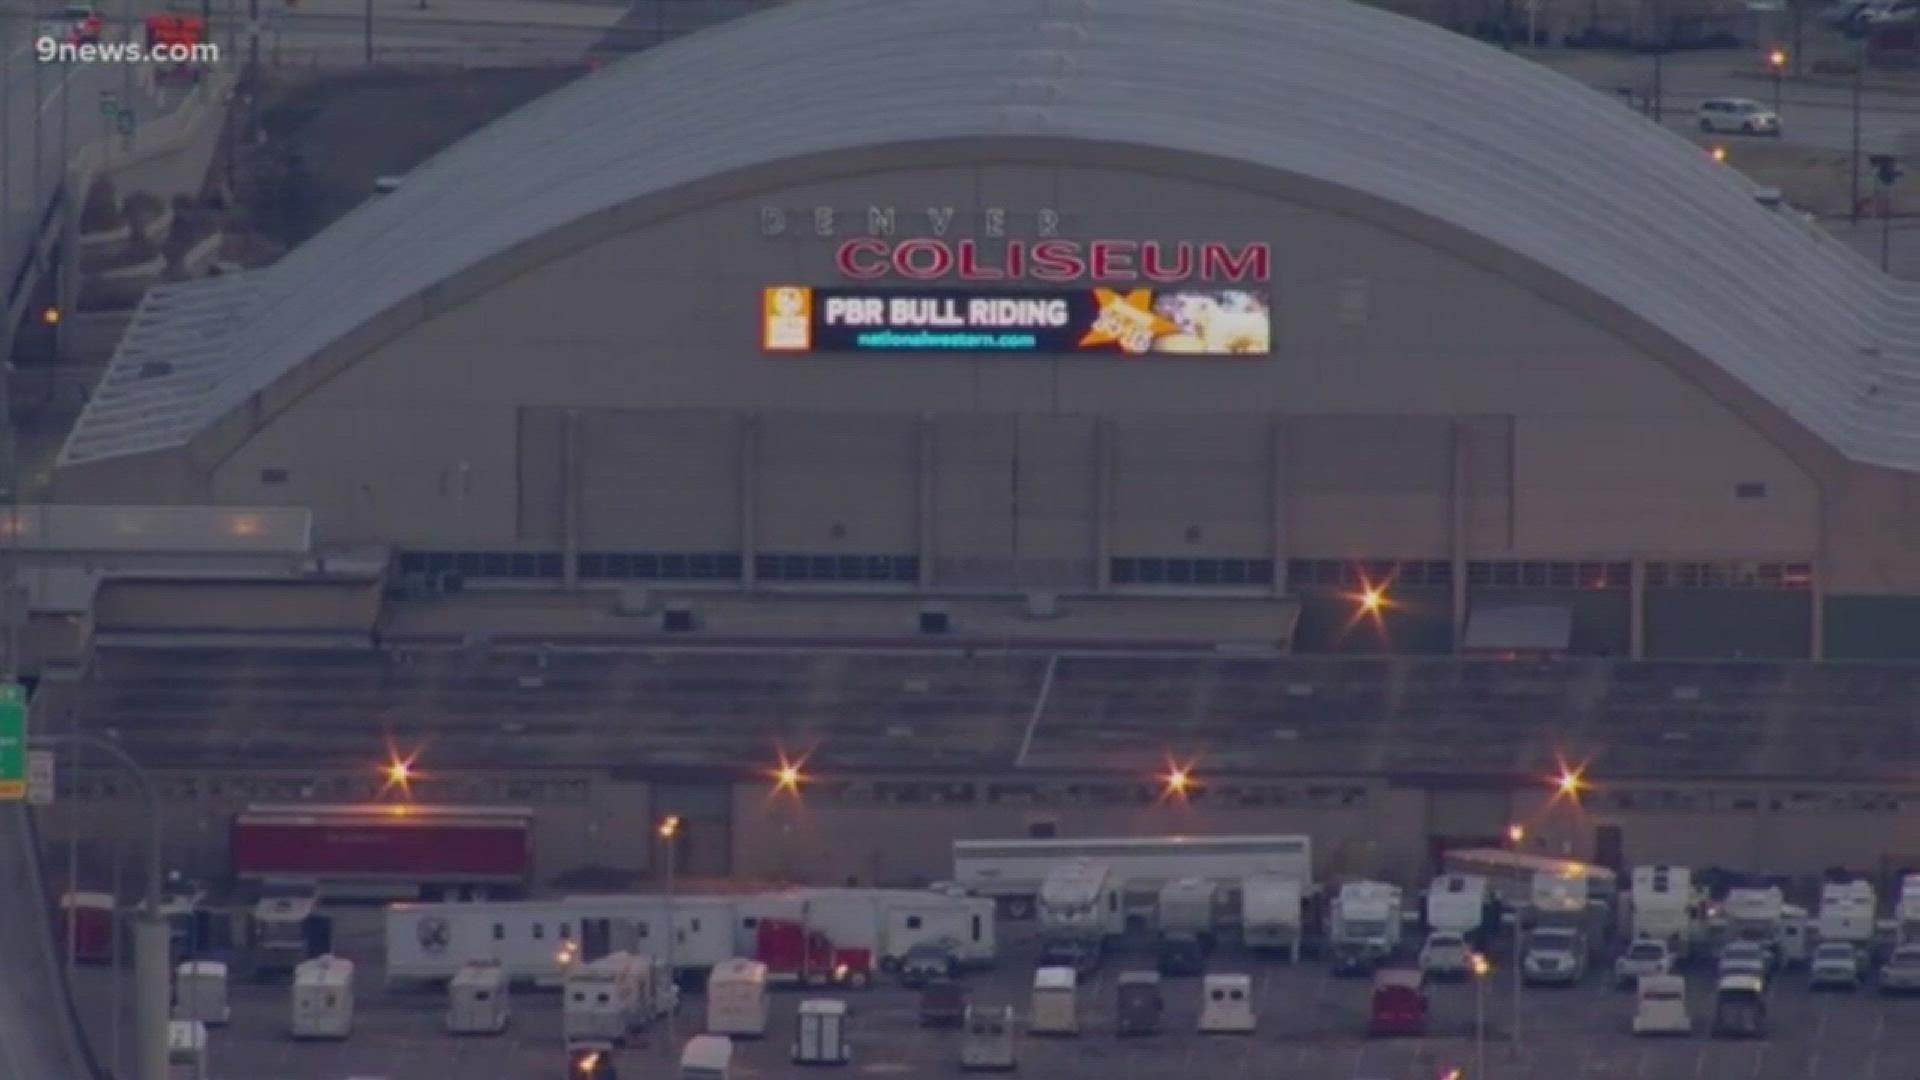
[1695,136,1919,218]
[241,65,588,246]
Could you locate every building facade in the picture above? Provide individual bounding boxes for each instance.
[51,0,1920,659]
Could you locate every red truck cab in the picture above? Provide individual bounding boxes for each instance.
[754,919,872,988]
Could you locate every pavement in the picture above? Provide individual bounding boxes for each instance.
[1531,46,1920,154]
[62,906,1920,1080]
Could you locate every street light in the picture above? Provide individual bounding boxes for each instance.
[1471,952,1492,1079]
[1869,153,1904,272]
[28,733,169,1080]
[1768,48,1787,116]
[658,814,681,1050]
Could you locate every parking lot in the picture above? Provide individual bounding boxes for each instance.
[64,913,1920,1079]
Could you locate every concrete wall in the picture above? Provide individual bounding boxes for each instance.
[42,767,1920,892]
[195,163,1820,583]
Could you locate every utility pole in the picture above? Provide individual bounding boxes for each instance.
[660,814,681,1052]
[1850,35,1865,226]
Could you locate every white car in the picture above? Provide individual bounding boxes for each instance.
[1615,938,1673,989]
[1808,942,1863,990]
[1697,98,1781,137]
[1418,930,1472,980]
[1879,946,1920,994]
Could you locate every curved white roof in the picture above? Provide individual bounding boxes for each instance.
[59,0,1920,470]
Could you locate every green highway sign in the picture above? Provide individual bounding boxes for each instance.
[0,684,24,800]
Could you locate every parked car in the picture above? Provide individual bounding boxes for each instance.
[899,943,955,987]
[1697,98,1781,137]
[1712,974,1768,1039]
[1615,938,1673,989]
[1878,945,1920,994]
[1418,931,1472,981]
[918,978,969,1027]
[1809,942,1864,991]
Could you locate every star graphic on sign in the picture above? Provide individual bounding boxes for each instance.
[1079,288,1176,354]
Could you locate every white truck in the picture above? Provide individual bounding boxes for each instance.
[1817,880,1877,950]
[1329,881,1403,973]
[1037,860,1120,972]
[1722,886,1809,968]
[1425,875,1487,943]
[1240,874,1303,961]
[1897,875,1920,946]
[1629,866,1704,961]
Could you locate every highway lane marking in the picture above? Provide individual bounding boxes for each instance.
[1749,1043,1764,1080]
[858,1064,911,1074]
[1692,1043,1707,1080]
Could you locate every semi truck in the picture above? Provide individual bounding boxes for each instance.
[231,804,533,900]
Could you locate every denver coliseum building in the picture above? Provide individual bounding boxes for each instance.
[50,0,1920,664]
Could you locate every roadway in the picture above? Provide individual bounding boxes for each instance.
[1537,47,1920,154]
[1,0,184,327]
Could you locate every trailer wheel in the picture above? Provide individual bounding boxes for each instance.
[847,970,871,990]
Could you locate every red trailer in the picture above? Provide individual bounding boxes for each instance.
[230,804,532,899]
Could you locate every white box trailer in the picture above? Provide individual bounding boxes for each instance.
[446,961,510,1035]
[386,896,726,986]
[1426,875,1488,938]
[953,835,1312,918]
[1630,866,1703,959]
[290,955,354,1039]
[706,958,770,1037]
[1241,874,1302,959]
[571,894,737,979]
[172,961,230,1026]
[385,900,637,986]
[737,889,996,970]
[792,998,852,1065]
